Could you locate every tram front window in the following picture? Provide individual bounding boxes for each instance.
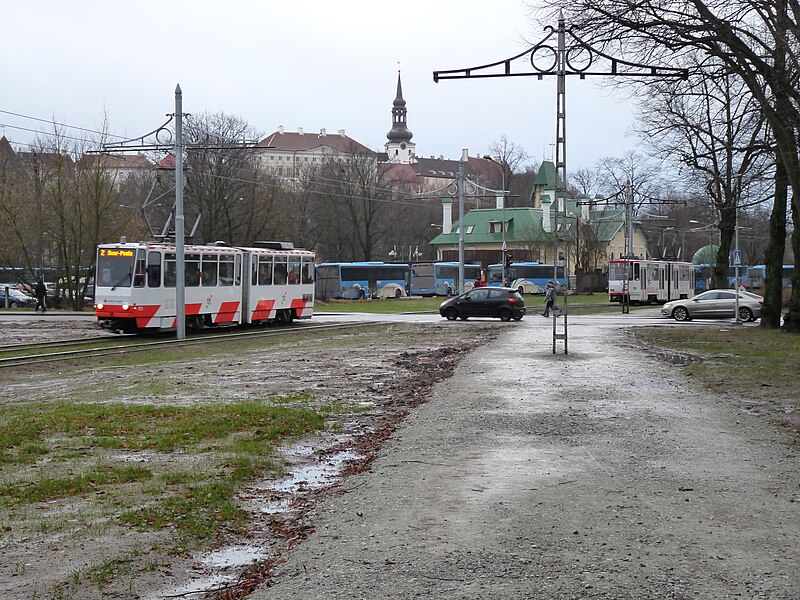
[97,248,135,288]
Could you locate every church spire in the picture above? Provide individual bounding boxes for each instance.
[386,70,413,143]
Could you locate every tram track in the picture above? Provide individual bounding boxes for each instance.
[0,321,378,369]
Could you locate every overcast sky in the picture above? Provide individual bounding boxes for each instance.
[2,0,640,170]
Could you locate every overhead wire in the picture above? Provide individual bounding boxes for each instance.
[0,108,130,140]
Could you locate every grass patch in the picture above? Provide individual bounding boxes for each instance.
[634,325,800,442]
[0,395,327,548]
[0,396,325,464]
[121,480,247,552]
[1,465,152,505]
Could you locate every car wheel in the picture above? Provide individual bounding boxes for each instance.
[499,308,512,322]
[444,307,458,321]
[9,301,18,309]
[358,289,366,300]
[446,287,453,297]
[738,306,753,322]
[672,306,689,321]
[517,286,524,296]
[394,288,402,299]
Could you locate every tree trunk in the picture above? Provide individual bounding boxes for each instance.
[761,157,787,329]
[783,185,800,332]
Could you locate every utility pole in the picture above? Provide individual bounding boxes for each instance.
[93,85,255,339]
[174,85,186,340]
[433,13,686,353]
[458,149,467,294]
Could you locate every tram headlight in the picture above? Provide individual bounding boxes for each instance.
[96,303,104,310]
[122,303,130,311]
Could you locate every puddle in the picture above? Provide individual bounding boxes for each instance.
[146,447,360,599]
[201,544,267,568]
[268,450,360,493]
[282,443,315,457]
[141,573,229,600]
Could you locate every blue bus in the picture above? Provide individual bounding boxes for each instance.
[315,262,411,299]
[693,264,742,292]
[409,262,483,296]
[746,265,794,302]
[487,262,566,294]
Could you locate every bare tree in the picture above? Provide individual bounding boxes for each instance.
[486,135,533,207]
[181,112,281,245]
[530,0,799,330]
[313,151,401,261]
[634,52,773,289]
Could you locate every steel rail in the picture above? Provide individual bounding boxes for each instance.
[0,322,378,369]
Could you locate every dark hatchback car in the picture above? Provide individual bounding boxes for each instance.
[439,287,525,321]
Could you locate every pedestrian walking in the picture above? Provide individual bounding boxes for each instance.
[34,279,47,313]
[542,281,555,317]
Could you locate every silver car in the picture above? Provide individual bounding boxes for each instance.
[661,289,763,322]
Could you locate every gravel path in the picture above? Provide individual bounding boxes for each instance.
[252,320,799,599]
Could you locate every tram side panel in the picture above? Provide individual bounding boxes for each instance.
[243,249,314,324]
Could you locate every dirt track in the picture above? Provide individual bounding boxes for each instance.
[252,319,799,600]
[0,316,797,599]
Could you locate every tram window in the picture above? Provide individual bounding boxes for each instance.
[633,263,640,280]
[258,256,273,285]
[274,256,288,285]
[133,251,146,288]
[185,254,200,287]
[147,251,161,287]
[235,254,241,286]
[219,255,234,286]
[202,255,218,286]
[288,258,301,284]
[164,253,176,287]
[301,259,314,284]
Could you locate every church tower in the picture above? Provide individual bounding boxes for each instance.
[385,71,416,164]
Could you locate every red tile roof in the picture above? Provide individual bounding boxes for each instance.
[256,130,376,155]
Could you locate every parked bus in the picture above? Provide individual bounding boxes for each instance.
[746,265,794,303]
[694,263,743,292]
[409,262,482,296]
[608,259,694,304]
[315,262,411,299]
[486,262,566,294]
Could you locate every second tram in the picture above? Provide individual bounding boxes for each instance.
[608,259,694,304]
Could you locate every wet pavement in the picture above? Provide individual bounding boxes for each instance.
[246,315,798,599]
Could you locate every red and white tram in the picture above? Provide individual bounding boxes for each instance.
[608,258,694,304]
[94,241,314,333]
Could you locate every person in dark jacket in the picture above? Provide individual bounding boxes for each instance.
[542,281,556,317]
[34,279,47,313]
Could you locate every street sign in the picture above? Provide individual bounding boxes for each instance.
[501,240,507,252]
[732,249,742,267]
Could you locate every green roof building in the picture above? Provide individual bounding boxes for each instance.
[429,161,651,280]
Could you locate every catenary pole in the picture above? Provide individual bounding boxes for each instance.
[174,84,186,340]
[458,149,467,294]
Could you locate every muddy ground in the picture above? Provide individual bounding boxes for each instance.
[0,319,500,599]
[0,316,798,600]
